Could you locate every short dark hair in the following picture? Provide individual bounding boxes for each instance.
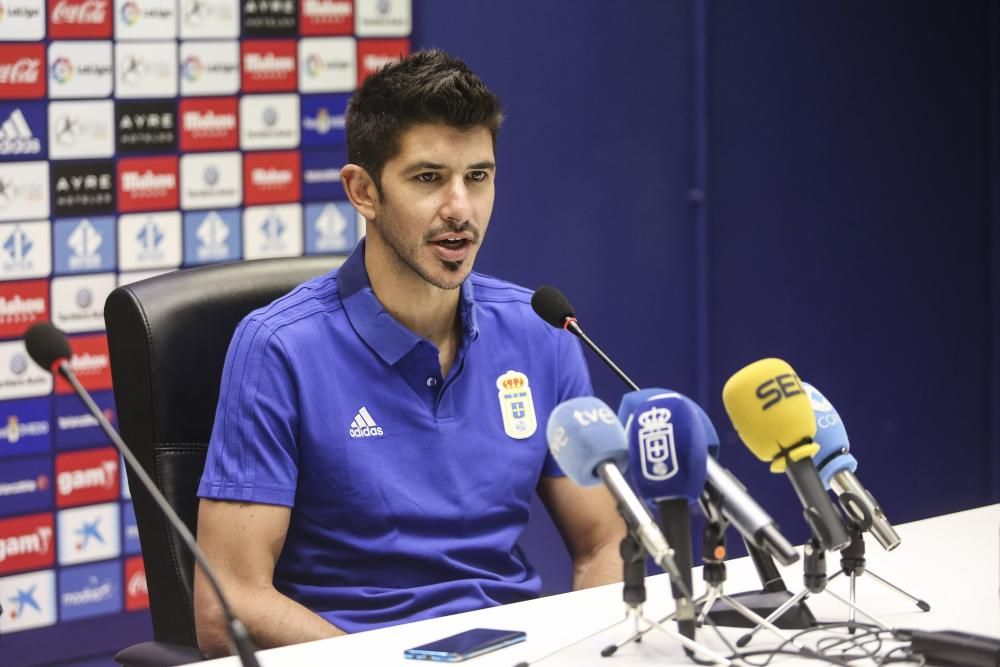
[345,49,504,191]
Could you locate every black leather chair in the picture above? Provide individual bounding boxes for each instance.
[104,256,344,667]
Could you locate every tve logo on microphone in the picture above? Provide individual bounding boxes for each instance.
[0,513,55,574]
[57,502,121,565]
[0,569,56,633]
[53,334,113,395]
[59,560,122,621]
[55,447,119,508]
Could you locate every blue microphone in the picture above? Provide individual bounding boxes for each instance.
[546,396,688,591]
[618,389,799,566]
[623,392,709,638]
[804,382,901,551]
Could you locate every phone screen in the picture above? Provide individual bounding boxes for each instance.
[403,628,526,662]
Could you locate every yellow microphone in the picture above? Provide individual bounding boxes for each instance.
[723,359,850,552]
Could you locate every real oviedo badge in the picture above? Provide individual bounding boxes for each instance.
[496,370,537,439]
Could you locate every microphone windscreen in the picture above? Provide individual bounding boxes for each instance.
[802,381,858,487]
[531,286,575,329]
[618,388,720,460]
[546,396,628,486]
[625,393,708,504]
[25,322,71,372]
[721,358,818,473]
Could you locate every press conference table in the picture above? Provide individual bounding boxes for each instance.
[189,504,1000,666]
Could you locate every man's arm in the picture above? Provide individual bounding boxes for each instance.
[536,476,626,590]
[194,498,345,657]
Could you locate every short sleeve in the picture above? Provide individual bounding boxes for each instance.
[541,332,593,477]
[197,316,300,507]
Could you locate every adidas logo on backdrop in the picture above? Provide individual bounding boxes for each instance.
[349,406,383,438]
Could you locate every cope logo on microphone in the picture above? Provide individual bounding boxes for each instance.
[755,373,804,411]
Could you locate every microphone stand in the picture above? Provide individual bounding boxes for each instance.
[824,494,929,633]
[56,360,261,667]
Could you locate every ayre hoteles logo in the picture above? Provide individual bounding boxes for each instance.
[52,160,115,217]
[0,0,46,40]
[48,99,115,160]
[115,41,178,99]
[53,216,117,275]
[53,333,113,396]
[0,513,55,575]
[114,0,177,40]
[241,39,297,93]
[0,102,46,161]
[242,0,297,37]
[300,0,353,36]
[179,41,240,97]
[47,41,114,99]
[116,100,178,153]
[56,502,121,565]
[59,560,122,621]
[50,273,116,334]
[0,44,45,99]
[0,569,56,633]
[179,97,239,152]
[180,0,239,39]
[0,221,52,281]
[49,0,114,39]
[0,280,49,340]
[118,211,182,271]
[55,447,119,508]
[117,155,179,212]
[0,161,50,222]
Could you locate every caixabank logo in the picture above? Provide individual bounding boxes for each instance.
[0,221,52,280]
[0,340,53,401]
[56,502,120,565]
[0,44,45,99]
[50,273,116,334]
[53,334,113,396]
[0,279,49,339]
[0,569,56,633]
[55,447,119,508]
[47,40,114,99]
[116,100,178,153]
[0,101,46,161]
[0,457,52,518]
[179,97,239,152]
[118,156,179,212]
[49,0,114,39]
[0,0,45,40]
[0,398,52,459]
[300,0,353,36]
[0,513,55,575]
[48,99,115,160]
[242,39,297,93]
[59,560,122,621]
[54,390,116,450]
[242,0,297,37]
[53,216,117,275]
[52,161,116,217]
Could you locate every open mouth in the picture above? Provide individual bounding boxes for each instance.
[433,237,471,250]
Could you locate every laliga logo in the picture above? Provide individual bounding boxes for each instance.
[51,56,73,84]
[182,55,203,81]
[307,54,324,77]
[637,406,679,481]
[120,0,140,25]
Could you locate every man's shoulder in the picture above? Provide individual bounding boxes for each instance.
[469,272,534,307]
[242,269,344,338]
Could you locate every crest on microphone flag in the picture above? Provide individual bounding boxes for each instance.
[496,370,536,440]
[637,406,678,481]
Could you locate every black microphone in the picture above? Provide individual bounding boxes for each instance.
[24,322,261,667]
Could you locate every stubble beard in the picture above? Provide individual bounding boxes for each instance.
[375,209,481,292]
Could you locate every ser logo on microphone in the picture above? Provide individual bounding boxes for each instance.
[755,373,804,411]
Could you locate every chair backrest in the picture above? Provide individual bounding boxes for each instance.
[104,256,343,648]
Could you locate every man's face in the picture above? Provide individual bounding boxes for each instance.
[369,123,496,291]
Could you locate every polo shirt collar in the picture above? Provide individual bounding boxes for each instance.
[339,239,479,366]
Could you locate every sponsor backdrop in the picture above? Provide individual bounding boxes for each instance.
[0,1,411,664]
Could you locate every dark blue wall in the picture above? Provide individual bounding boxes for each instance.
[415,1,1000,593]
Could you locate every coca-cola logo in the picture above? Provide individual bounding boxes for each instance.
[51,0,108,24]
[0,58,40,85]
[127,570,147,596]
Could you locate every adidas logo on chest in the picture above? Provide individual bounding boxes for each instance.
[349,406,384,438]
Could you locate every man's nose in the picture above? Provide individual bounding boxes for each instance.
[440,177,472,222]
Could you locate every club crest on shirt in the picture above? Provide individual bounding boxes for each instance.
[496,370,537,440]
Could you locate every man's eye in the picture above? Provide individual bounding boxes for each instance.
[468,171,489,182]
[415,173,439,183]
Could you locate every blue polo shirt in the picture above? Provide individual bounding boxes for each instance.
[198,241,592,633]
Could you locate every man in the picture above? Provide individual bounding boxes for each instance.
[194,50,625,657]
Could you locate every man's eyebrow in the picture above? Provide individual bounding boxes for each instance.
[401,160,496,174]
[468,161,496,171]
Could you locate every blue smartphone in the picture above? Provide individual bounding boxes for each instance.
[403,628,526,662]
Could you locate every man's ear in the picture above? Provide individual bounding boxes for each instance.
[340,164,379,221]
